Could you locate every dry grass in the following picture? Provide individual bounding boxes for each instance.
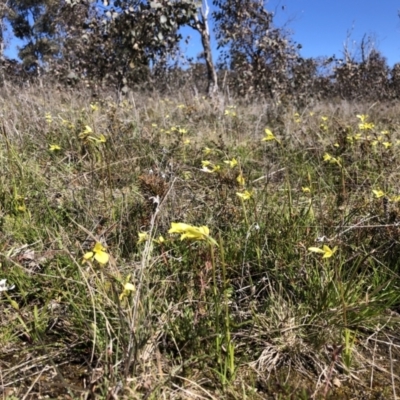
[0,83,400,399]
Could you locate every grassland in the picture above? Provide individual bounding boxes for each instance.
[1,85,400,399]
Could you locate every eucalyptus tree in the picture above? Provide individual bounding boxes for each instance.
[0,1,8,77]
[78,0,217,94]
[81,0,199,89]
[213,0,299,98]
[4,0,89,74]
[3,0,218,92]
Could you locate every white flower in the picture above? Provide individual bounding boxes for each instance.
[0,279,15,292]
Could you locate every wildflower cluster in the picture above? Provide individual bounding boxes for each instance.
[201,151,238,174]
[320,116,328,131]
[224,105,237,117]
[357,114,375,131]
[323,153,341,166]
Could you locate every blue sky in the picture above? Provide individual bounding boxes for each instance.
[5,0,400,67]
[182,0,400,67]
[268,0,400,66]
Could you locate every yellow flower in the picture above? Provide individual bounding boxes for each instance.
[203,147,213,155]
[357,114,374,130]
[138,232,149,244]
[83,125,93,134]
[372,189,385,199]
[153,235,165,244]
[201,161,220,173]
[178,127,187,134]
[119,275,135,300]
[356,114,367,122]
[79,125,93,139]
[90,103,99,111]
[45,112,52,124]
[321,116,328,121]
[177,104,186,109]
[323,153,341,166]
[360,122,375,130]
[224,109,237,117]
[151,123,158,128]
[236,190,253,200]
[168,222,217,245]
[262,128,276,142]
[237,173,245,186]
[97,134,107,143]
[183,139,191,145]
[302,187,311,193]
[347,134,362,143]
[49,144,61,151]
[83,242,109,265]
[87,134,106,144]
[224,158,238,168]
[383,142,392,149]
[308,245,337,258]
[323,153,332,162]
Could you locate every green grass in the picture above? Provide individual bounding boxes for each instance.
[0,85,400,399]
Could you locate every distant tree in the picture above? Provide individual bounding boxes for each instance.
[57,0,206,91]
[333,36,390,101]
[0,1,8,83]
[1,0,218,94]
[213,0,299,98]
[390,62,400,98]
[3,0,89,76]
[6,0,61,71]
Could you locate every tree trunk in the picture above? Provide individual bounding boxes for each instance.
[192,0,218,97]
[0,3,6,85]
